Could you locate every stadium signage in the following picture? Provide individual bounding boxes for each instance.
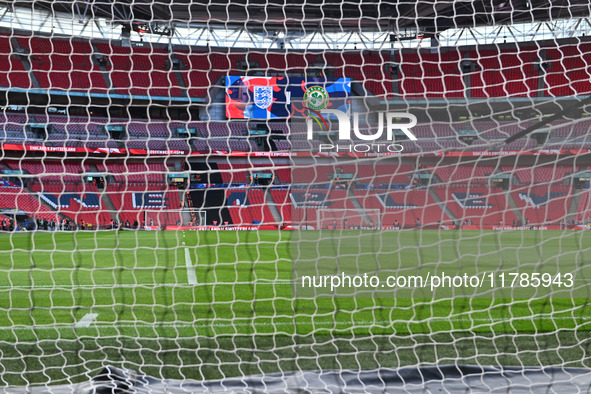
[148,149,184,155]
[306,109,417,153]
[29,145,77,152]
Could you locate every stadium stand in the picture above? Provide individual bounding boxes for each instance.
[3,35,591,100]
[18,36,108,93]
[0,186,60,222]
[510,185,572,224]
[1,34,591,230]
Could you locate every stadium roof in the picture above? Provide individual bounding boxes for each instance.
[2,0,590,33]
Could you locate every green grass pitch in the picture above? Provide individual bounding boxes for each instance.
[1,229,591,385]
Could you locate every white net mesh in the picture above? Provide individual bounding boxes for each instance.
[317,208,381,230]
[1,2,591,392]
[144,208,206,229]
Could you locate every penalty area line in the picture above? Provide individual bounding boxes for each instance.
[185,248,198,285]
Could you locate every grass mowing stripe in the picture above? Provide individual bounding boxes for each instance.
[2,230,591,385]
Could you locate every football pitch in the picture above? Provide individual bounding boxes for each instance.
[1,229,591,385]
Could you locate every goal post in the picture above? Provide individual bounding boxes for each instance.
[5,0,591,391]
[144,209,206,229]
[317,208,381,230]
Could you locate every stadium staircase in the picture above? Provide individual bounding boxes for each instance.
[346,188,373,226]
[179,191,194,224]
[505,191,525,222]
[263,189,283,224]
[99,190,119,222]
[169,54,189,98]
[11,37,41,89]
[87,164,119,222]
[536,49,547,97]
[427,186,458,223]
[566,185,583,222]
[462,55,472,98]
[91,44,114,93]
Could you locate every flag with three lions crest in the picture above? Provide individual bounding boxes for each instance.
[254,86,273,110]
[225,76,350,120]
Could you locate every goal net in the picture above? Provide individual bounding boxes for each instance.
[317,208,381,230]
[2,1,591,392]
[144,209,206,229]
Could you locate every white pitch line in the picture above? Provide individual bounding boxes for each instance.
[185,248,198,285]
[2,278,591,290]
[0,280,294,290]
[4,315,591,333]
[74,313,98,328]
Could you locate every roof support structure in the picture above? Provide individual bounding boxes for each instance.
[0,4,591,51]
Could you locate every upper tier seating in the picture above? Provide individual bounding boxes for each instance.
[1,35,591,98]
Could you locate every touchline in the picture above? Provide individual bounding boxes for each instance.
[306,109,418,141]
